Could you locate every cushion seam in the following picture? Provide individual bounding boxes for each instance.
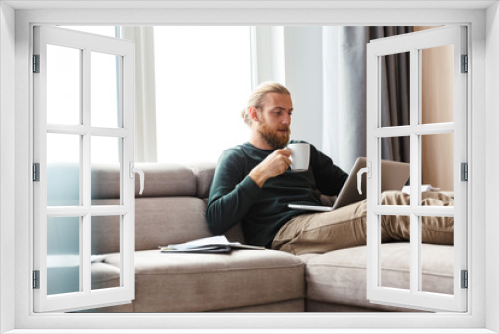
[134,263,305,276]
[306,264,452,277]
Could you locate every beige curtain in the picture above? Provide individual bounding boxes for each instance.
[121,26,158,162]
[415,26,454,191]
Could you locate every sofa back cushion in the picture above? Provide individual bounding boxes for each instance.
[135,197,213,251]
[91,163,200,199]
[90,162,246,254]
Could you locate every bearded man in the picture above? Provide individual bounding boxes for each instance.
[206,82,454,255]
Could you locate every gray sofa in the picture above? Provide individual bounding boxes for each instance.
[88,163,454,313]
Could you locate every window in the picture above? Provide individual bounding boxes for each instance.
[65,26,253,164]
[154,26,252,163]
[366,25,467,312]
[32,26,137,312]
[4,3,495,333]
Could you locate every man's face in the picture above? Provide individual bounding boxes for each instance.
[255,93,293,150]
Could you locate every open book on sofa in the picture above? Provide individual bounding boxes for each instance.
[160,235,265,253]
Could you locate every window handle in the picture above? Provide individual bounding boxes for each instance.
[129,162,144,195]
[357,162,371,195]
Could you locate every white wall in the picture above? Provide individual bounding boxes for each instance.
[486,2,500,332]
[284,26,324,150]
[0,2,16,333]
[252,26,286,86]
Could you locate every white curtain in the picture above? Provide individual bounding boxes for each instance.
[322,26,412,172]
[251,26,286,87]
[322,27,341,168]
[322,26,367,172]
[121,26,158,162]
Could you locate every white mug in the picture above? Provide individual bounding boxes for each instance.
[288,143,310,171]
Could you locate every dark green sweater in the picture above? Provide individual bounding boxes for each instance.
[206,141,348,247]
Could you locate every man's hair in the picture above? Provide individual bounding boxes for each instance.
[241,82,291,126]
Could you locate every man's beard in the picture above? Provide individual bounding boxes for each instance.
[257,121,290,150]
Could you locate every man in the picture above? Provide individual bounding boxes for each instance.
[206,82,454,255]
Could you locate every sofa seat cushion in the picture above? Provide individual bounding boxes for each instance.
[103,249,305,312]
[91,262,121,290]
[305,243,453,312]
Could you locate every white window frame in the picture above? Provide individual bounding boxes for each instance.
[32,25,136,313]
[366,25,468,312]
[2,2,498,333]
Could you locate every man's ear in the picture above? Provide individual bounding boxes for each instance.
[249,106,260,123]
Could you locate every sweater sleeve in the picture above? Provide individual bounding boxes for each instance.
[309,145,348,196]
[205,149,262,235]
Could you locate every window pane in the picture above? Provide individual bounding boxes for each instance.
[154,26,251,163]
[47,44,81,125]
[47,133,80,206]
[91,52,121,128]
[47,216,80,295]
[380,215,410,291]
[420,216,454,295]
[91,216,121,290]
[91,136,121,204]
[420,44,454,124]
[421,133,454,193]
[380,137,411,205]
[379,52,410,128]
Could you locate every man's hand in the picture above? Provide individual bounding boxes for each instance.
[249,149,291,188]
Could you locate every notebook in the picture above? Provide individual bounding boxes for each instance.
[288,157,410,212]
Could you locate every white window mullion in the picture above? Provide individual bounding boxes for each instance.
[81,46,92,295]
[82,46,91,209]
[413,122,454,135]
[372,205,455,217]
[372,126,411,138]
[366,44,380,299]
[409,213,420,294]
[81,131,90,209]
[374,215,382,289]
[409,45,420,295]
[373,123,454,139]
[45,124,130,138]
[46,124,88,135]
[417,215,424,292]
[120,215,125,288]
[46,206,128,217]
[81,214,91,294]
[90,127,130,137]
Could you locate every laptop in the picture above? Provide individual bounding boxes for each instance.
[288,157,410,212]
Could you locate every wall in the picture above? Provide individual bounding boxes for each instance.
[0,2,16,333]
[486,2,500,332]
[284,26,324,150]
[414,26,455,191]
[252,26,286,86]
